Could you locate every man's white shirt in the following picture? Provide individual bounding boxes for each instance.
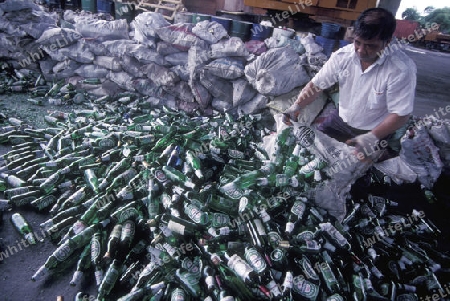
[311,41,417,130]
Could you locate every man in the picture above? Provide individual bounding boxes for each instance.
[283,8,417,161]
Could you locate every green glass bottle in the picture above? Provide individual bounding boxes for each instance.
[91,230,107,286]
[31,240,77,281]
[97,259,122,301]
[70,243,92,286]
[11,213,38,245]
[103,223,122,265]
[185,150,204,180]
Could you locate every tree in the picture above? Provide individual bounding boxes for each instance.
[424,7,450,33]
[424,6,435,14]
[402,7,421,21]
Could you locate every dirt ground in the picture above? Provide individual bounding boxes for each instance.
[0,45,450,301]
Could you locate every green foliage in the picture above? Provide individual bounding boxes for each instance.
[402,7,421,21]
[423,7,450,33]
[424,6,435,14]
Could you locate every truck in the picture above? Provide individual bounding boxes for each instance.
[424,31,450,51]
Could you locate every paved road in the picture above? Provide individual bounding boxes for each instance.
[404,46,450,118]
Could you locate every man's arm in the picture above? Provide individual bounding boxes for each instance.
[346,113,410,162]
[295,81,322,108]
[282,81,323,125]
[371,113,410,140]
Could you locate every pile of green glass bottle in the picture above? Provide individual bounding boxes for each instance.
[1,105,449,301]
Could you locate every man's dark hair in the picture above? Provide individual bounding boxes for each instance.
[354,8,396,41]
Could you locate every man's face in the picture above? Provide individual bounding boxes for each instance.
[353,35,389,63]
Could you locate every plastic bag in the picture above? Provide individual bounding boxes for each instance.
[52,59,80,78]
[245,46,310,96]
[156,23,207,51]
[210,37,249,58]
[107,71,135,91]
[199,69,233,103]
[130,44,167,65]
[94,56,122,72]
[36,27,81,47]
[237,93,268,116]
[164,52,189,66]
[157,41,183,55]
[262,114,372,221]
[133,12,169,46]
[120,55,144,77]
[427,118,450,170]
[399,124,443,189]
[187,45,211,81]
[131,78,160,96]
[190,78,212,109]
[102,39,137,57]
[373,157,417,185]
[192,20,228,44]
[171,65,190,82]
[74,65,108,78]
[141,62,180,87]
[163,81,194,103]
[232,78,256,107]
[245,40,267,55]
[74,19,129,41]
[204,58,245,80]
[300,33,323,54]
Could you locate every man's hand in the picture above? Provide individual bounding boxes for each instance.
[282,102,302,126]
[346,132,382,162]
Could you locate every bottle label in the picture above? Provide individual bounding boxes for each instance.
[54,243,72,262]
[167,220,185,235]
[218,227,231,236]
[221,184,244,200]
[181,256,201,275]
[9,137,26,144]
[137,134,155,145]
[170,288,186,301]
[283,271,294,289]
[285,222,295,234]
[259,209,271,223]
[91,237,101,261]
[94,269,104,285]
[267,280,282,297]
[153,169,167,182]
[268,231,282,247]
[275,174,288,187]
[291,200,306,217]
[292,276,319,299]
[35,195,56,210]
[327,294,344,301]
[266,196,282,210]
[304,240,321,252]
[245,247,266,273]
[103,267,119,285]
[98,138,116,148]
[133,154,143,162]
[270,248,285,264]
[205,275,215,288]
[320,264,338,287]
[14,196,37,206]
[253,219,267,236]
[296,230,315,242]
[228,149,245,159]
[185,203,205,224]
[210,212,230,228]
[301,257,319,281]
[228,254,253,280]
[147,198,160,218]
[121,221,135,241]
